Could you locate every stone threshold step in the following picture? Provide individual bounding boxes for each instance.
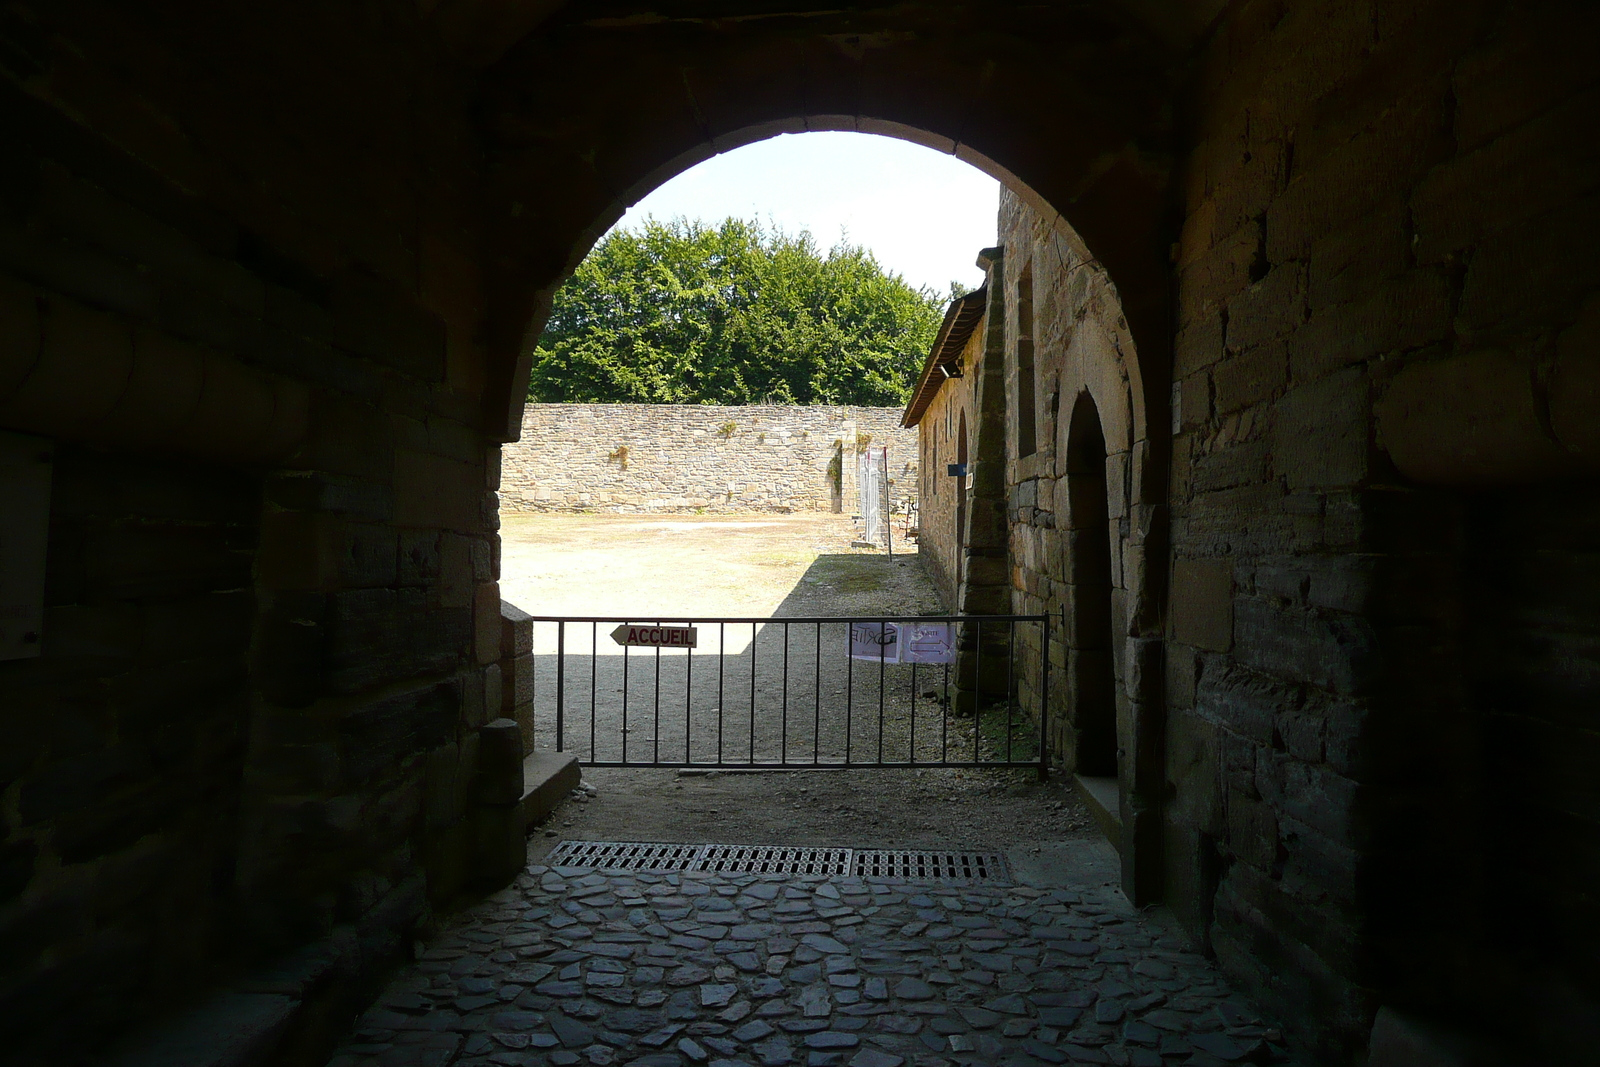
[523,749,581,827]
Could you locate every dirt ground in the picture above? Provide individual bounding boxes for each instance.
[498,512,1096,855]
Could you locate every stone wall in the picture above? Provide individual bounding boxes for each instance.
[2,2,1597,1065]
[1166,3,1600,1059]
[503,404,918,515]
[0,36,502,1066]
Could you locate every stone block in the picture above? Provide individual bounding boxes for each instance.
[338,681,457,784]
[1272,368,1370,491]
[339,522,398,588]
[395,449,479,532]
[1233,597,1378,696]
[1212,342,1287,416]
[1375,350,1577,485]
[1307,199,1410,311]
[474,582,501,665]
[1413,86,1600,263]
[522,750,581,827]
[439,533,473,608]
[1289,271,1452,385]
[1179,220,1260,318]
[502,652,534,710]
[257,510,341,591]
[1177,371,1210,432]
[1191,439,1269,494]
[398,528,440,586]
[1225,262,1304,352]
[0,294,132,437]
[331,270,446,382]
[1458,197,1600,343]
[423,742,462,829]
[0,272,39,401]
[1173,308,1225,377]
[500,599,533,658]
[1170,558,1232,652]
[1226,793,1278,870]
[1265,90,1452,262]
[479,663,501,729]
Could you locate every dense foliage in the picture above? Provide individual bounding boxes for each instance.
[527,217,949,406]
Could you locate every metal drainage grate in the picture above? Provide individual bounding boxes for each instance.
[543,840,1008,882]
[544,841,705,871]
[852,849,1009,882]
[698,845,852,876]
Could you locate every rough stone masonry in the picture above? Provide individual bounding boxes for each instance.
[0,2,1595,1066]
[503,405,919,514]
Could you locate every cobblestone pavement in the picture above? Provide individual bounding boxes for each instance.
[328,858,1298,1067]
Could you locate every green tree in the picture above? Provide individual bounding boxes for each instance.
[527,217,950,406]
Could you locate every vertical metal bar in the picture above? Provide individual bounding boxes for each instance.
[750,622,758,764]
[718,622,726,766]
[1006,619,1016,765]
[685,621,694,765]
[653,618,662,765]
[813,621,822,765]
[590,622,597,761]
[622,637,630,764]
[781,622,790,766]
[846,624,854,766]
[556,621,566,753]
[877,622,887,765]
[941,657,949,764]
[973,619,982,764]
[910,656,918,765]
[1039,614,1051,781]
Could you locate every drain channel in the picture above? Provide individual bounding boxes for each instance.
[543,840,1010,882]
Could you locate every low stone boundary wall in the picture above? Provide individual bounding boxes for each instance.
[502,403,919,513]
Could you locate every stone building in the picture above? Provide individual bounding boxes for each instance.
[0,3,1596,1065]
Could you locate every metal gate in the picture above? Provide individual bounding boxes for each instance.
[525,614,1048,773]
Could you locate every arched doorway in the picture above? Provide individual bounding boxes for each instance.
[1064,393,1117,782]
[472,9,1175,905]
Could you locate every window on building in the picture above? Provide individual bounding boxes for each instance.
[1016,264,1037,457]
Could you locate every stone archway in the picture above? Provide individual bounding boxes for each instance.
[1064,391,1118,781]
[467,3,1179,450]
[463,9,1180,901]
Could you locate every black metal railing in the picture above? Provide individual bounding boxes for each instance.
[524,614,1049,775]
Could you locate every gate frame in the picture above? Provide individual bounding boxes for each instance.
[524,613,1050,779]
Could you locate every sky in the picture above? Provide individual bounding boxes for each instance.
[610,132,1001,296]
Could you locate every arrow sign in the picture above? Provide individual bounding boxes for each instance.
[611,623,698,649]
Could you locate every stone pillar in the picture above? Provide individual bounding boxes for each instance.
[500,601,535,751]
[952,248,1016,718]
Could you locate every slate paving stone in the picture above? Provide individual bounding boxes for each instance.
[327,867,1298,1067]
[550,1016,594,1048]
[891,978,933,1001]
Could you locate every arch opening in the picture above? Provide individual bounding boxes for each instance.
[1064,392,1117,780]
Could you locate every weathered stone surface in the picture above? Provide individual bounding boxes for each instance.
[503,405,919,515]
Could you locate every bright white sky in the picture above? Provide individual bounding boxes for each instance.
[610,132,1001,296]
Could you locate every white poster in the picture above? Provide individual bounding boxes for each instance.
[899,621,955,664]
[849,621,901,662]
